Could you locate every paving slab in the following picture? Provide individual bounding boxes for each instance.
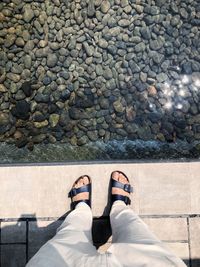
[189,217,200,267]
[1,244,26,267]
[28,220,62,260]
[142,218,188,241]
[0,162,199,217]
[138,162,193,215]
[1,221,26,243]
[165,243,190,267]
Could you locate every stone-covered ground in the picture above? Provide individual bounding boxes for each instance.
[0,0,200,158]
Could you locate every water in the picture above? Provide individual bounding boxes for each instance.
[0,0,200,163]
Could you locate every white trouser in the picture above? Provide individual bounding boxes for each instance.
[26,201,187,267]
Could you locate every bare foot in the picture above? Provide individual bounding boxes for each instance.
[72,176,90,202]
[111,171,131,198]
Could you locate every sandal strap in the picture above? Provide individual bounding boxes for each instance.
[112,195,131,205]
[68,183,91,198]
[72,199,91,208]
[111,179,133,193]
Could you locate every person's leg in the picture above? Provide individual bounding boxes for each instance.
[26,176,97,267]
[108,171,187,267]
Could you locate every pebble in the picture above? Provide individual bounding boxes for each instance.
[83,42,94,56]
[88,0,95,17]
[5,35,16,48]
[98,39,108,49]
[121,0,129,8]
[47,54,58,68]
[7,73,20,82]
[15,37,25,47]
[24,55,32,69]
[23,5,34,23]
[49,114,60,127]
[21,82,33,97]
[0,112,9,126]
[24,40,34,52]
[118,19,130,27]
[150,37,164,51]
[11,100,30,120]
[113,99,125,113]
[34,120,48,128]
[101,0,110,13]
[0,84,7,92]
[140,27,151,40]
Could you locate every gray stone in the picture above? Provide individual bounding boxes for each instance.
[49,42,60,50]
[99,98,109,109]
[180,8,188,19]
[57,29,63,42]
[5,35,16,48]
[47,54,58,68]
[0,84,7,92]
[101,0,110,13]
[129,61,141,73]
[103,67,113,80]
[98,39,108,48]
[21,69,31,79]
[106,79,116,90]
[87,130,98,141]
[24,55,32,69]
[59,71,69,80]
[113,99,125,113]
[34,20,43,35]
[88,0,95,17]
[118,19,130,27]
[15,37,25,47]
[83,42,94,56]
[0,112,9,126]
[77,135,88,145]
[23,5,35,23]
[7,73,20,82]
[121,0,129,8]
[24,40,34,52]
[150,37,164,51]
[140,27,151,40]
[135,42,146,53]
[150,51,164,64]
[156,73,168,83]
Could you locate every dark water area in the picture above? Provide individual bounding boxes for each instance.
[0,0,200,163]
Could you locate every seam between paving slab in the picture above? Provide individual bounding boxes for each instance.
[1,214,200,222]
[187,217,192,267]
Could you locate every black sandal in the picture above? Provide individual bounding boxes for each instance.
[111,171,133,205]
[68,175,92,209]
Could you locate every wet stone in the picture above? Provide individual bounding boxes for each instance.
[5,35,16,48]
[11,100,30,120]
[23,5,35,23]
[7,73,20,82]
[47,54,58,68]
[24,55,32,69]
[101,0,110,13]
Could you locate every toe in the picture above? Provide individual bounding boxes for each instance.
[83,176,89,185]
[112,171,119,180]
